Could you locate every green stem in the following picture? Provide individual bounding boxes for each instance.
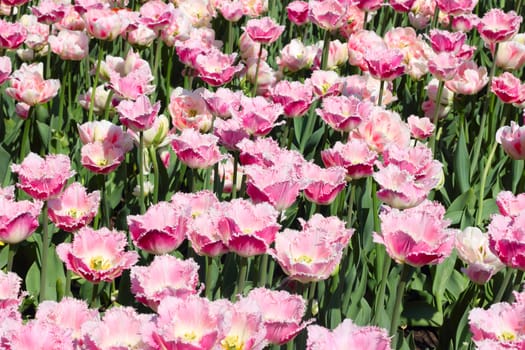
[321,30,331,71]
[258,254,268,287]
[476,141,498,226]
[429,80,445,154]
[165,47,174,108]
[90,282,100,308]
[235,257,248,297]
[231,154,239,200]
[20,109,32,161]
[226,20,234,54]
[205,256,214,300]
[390,264,412,341]
[138,132,146,214]
[39,203,49,302]
[153,37,162,85]
[88,43,104,122]
[494,269,514,303]
[149,146,159,204]
[430,7,440,31]
[252,44,264,97]
[6,244,17,272]
[377,79,385,106]
[346,184,355,228]
[101,175,109,228]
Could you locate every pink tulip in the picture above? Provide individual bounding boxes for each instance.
[496,191,525,217]
[0,56,12,86]
[445,60,488,95]
[488,209,525,270]
[338,6,366,38]
[428,52,460,81]
[8,320,74,350]
[6,63,60,106]
[307,319,391,349]
[364,48,406,81]
[286,1,309,25]
[0,271,24,311]
[342,74,397,105]
[57,226,138,283]
[385,27,431,80]
[407,115,435,140]
[374,200,457,266]
[11,153,74,201]
[31,0,66,24]
[83,7,123,41]
[139,0,174,31]
[219,199,281,257]
[451,13,480,32]
[202,88,242,119]
[310,70,343,97]
[0,19,27,50]
[277,39,317,72]
[312,39,348,70]
[455,227,504,284]
[389,0,416,12]
[321,139,377,180]
[171,128,222,169]
[169,87,213,132]
[316,95,372,132]
[231,96,284,137]
[147,296,222,350]
[188,209,230,257]
[116,94,160,132]
[36,298,98,346]
[0,196,42,244]
[245,288,312,345]
[237,137,283,167]
[240,0,267,17]
[47,182,100,233]
[217,0,244,22]
[244,16,285,44]
[429,29,467,53]
[496,34,525,71]
[308,0,347,31]
[127,201,189,254]
[130,255,201,311]
[82,307,153,349]
[271,80,314,118]
[48,29,89,61]
[435,0,477,15]
[194,50,243,87]
[477,9,522,44]
[348,30,387,71]
[213,117,249,151]
[80,142,128,174]
[302,162,346,205]
[491,72,525,105]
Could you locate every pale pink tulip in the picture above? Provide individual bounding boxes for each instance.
[302,162,346,205]
[348,30,387,71]
[277,39,316,72]
[316,95,372,132]
[312,39,348,70]
[407,115,435,140]
[231,95,284,137]
[217,0,244,22]
[428,52,460,81]
[127,201,189,254]
[48,29,89,61]
[455,227,504,284]
[385,27,432,80]
[0,56,12,86]
[237,137,283,167]
[116,94,160,131]
[338,6,366,37]
[0,196,42,244]
[139,0,174,31]
[496,191,525,217]
[6,63,60,106]
[30,0,66,24]
[202,88,242,119]
[48,182,100,233]
[321,139,377,180]
[56,226,138,283]
[271,80,314,118]
[219,199,281,257]
[82,307,153,350]
[194,50,243,87]
[451,13,480,32]
[83,7,122,41]
[488,210,525,270]
[496,34,525,71]
[445,60,488,95]
[78,85,117,116]
[8,320,74,350]
[240,0,267,17]
[11,153,74,201]
[171,128,222,169]
[307,319,391,349]
[310,70,343,97]
[80,142,128,174]
[308,0,347,31]
[169,87,213,132]
[147,296,222,350]
[374,200,457,266]
[342,74,397,105]
[244,16,284,44]
[0,271,24,311]
[130,255,201,311]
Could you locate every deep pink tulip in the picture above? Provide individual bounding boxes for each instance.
[116,94,160,132]
[194,50,243,87]
[0,196,42,244]
[11,153,74,201]
[321,139,378,180]
[364,48,406,81]
[389,0,416,12]
[428,29,467,53]
[287,1,309,25]
[127,201,189,254]
[435,0,477,15]
[48,182,100,233]
[302,162,346,205]
[491,72,525,105]
[31,0,66,24]
[213,117,249,151]
[374,200,457,266]
[317,95,372,132]
[56,226,138,283]
[271,80,314,118]
[0,19,27,50]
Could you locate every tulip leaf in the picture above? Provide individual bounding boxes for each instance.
[512,160,524,193]
[25,261,40,298]
[454,127,470,193]
[402,299,443,327]
[36,120,50,151]
[0,144,11,185]
[432,253,457,303]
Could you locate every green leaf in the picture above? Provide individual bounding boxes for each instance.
[512,160,524,193]
[25,261,40,298]
[454,127,470,193]
[36,120,50,150]
[432,254,457,303]
[402,299,443,327]
[0,145,11,185]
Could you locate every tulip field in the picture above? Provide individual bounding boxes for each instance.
[2,0,525,348]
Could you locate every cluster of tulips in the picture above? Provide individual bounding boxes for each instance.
[2,0,525,348]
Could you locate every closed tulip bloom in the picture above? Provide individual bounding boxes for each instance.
[0,56,12,86]
[0,196,42,244]
[127,201,189,254]
[496,34,525,71]
[407,115,435,140]
[11,153,74,201]
[374,200,457,266]
[307,319,391,350]
[6,63,60,106]
[83,7,123,41]
[48,182,100,232]
[244,16,284,44]
[56,227,138,283]
[48,29,89,61]
[445,60,488,95]
[478,9,522,44]
[130,255,201,311]
[455,227,504,284]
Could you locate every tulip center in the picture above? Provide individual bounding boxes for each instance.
[182,331,198,342]
[67,208,86,219]
[499,331,516,341]
[221,335,244,350]
[89,256,112,271]
[294,255,313,264]
[95,158,108,167]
